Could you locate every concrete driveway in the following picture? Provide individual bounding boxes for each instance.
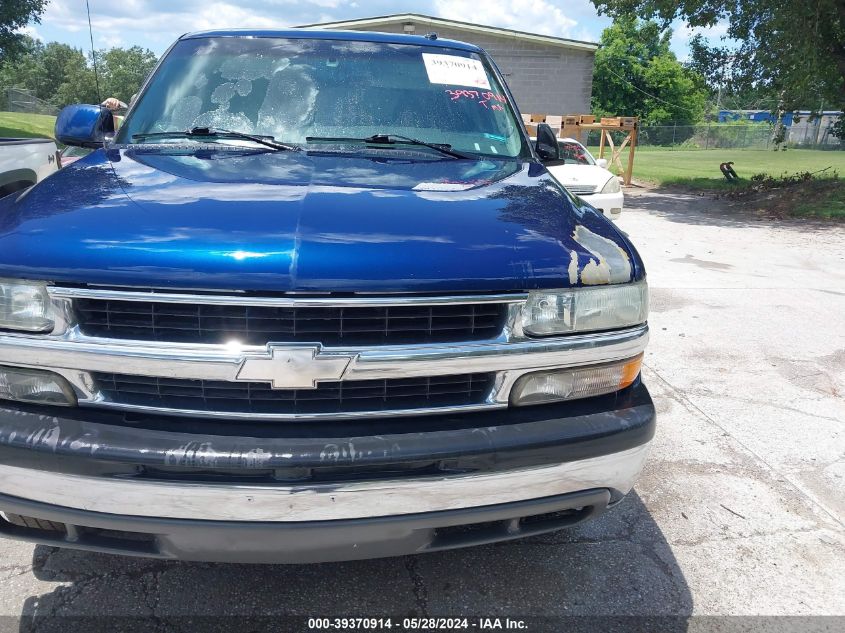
[1,189,843,631]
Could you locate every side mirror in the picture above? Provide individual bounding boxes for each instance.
[596,158,608,169]
[535,123,559,162]
[54,104,115,148]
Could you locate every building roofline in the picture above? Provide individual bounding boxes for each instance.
[298,13,599,52]
[179,28,480,51]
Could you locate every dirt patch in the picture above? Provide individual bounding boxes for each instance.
[718,176,844,220]
[633,174,845,222]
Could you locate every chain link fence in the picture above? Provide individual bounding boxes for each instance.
[1,87,59,116]
[577,122,842,150]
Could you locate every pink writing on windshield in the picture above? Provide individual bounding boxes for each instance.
[445,90,507,110]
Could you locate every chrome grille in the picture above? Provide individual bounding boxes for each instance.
[564,185,598,196]
[74,299,508,345]
[93,372,494,416]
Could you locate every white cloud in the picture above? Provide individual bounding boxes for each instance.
[266,0,344,6]
[37,0,321,43]
[99,32,124,48]
[16,25,43,41]
[32,0,609,54]
[670,21,731,60]
[571,26,600,43]
[190,3,289,30]
[432,0,578,38]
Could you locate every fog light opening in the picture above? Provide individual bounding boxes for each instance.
[0,366,77,406]
[510,354,643,407]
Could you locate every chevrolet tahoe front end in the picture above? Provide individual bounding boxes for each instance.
[0,29,654,563]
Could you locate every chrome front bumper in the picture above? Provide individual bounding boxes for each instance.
[0,378,656,561]
[0,444,651,522]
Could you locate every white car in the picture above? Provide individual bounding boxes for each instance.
[545,138,623,220]
[0,137,59,198]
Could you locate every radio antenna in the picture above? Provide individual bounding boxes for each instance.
[86,0,102,103]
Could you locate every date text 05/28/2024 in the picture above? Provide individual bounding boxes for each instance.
[307,617,529,630]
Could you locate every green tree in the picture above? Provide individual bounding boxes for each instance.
[99,46,158,105]
[0,38,156,108]
[590,0,845,137]
[0,34,43,92]
[0,37,98,107]
[686,35,779,112]
[0,0,47,61]
[40,42,97,105]
[591,17,708,125]
[52,50,98,106]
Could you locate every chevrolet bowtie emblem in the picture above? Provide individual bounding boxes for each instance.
[236,345,354,389]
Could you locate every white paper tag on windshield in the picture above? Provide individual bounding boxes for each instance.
[422,53,491,90]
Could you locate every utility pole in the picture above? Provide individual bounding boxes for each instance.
[815,98,825,146]
[772,91,786,149]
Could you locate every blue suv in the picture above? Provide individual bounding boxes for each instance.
[0,29,653,563]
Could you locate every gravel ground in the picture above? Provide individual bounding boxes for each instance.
[0,188,843,631]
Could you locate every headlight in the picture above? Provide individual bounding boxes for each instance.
[522,281,648,336]
[0,278,54,332]
[601,176,621,194]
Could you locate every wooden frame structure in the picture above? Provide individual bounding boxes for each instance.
[523,114,640,186]
[579,118,639,186]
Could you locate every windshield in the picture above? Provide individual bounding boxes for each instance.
[558,141,595,165]
[117,37,528,159]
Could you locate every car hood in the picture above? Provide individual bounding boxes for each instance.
[546,164,615,189]
[0,147,642,292]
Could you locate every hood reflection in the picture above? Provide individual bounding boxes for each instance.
[0,146,642,292]
[123,146,522,191]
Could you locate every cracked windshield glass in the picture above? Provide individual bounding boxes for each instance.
[117,37,527,158]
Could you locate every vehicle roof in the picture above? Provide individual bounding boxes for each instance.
[180,28,483,53]
[528,137,585,144]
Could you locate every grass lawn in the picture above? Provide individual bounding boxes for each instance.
[0,112,57,139]
[790,179,845,219]
[587,146,845,220]
[588,147,845,189]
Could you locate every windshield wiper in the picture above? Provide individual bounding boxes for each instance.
[132,127,299,151]
[305,134,472,159]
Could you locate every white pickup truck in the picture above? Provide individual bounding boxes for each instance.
[0,138,59,198]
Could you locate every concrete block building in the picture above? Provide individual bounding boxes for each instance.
[302,13,598,116]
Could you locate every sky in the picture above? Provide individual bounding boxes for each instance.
[22,0,728,59]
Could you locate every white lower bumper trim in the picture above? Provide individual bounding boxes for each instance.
[0,444,651,522]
